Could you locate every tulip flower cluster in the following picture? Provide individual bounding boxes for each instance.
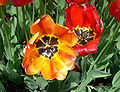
[0,0,119,81]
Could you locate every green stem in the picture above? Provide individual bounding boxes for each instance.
[103,0,115,21]
[44,0,46,14]
[22,6,28,42]
[87,22,120,73]
[81,57,87,82]
[39,0,43,16]
[0,6,12,60]
[32,0,35,23]
[16,7,19,24]
[56,0,60,23]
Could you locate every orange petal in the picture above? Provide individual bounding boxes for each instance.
[59,44,77,58]
[56,49,76,70]
[30,14,55,36]
[54,24,78,46]
[41,59,57,80]
[25,56,44,75]
[52,57,68,80]
[22,44,39,68]
[28,32,39,44]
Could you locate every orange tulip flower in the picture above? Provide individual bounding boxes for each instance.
[22,14,78,80]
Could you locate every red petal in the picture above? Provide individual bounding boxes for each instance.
[74,38,99,57]
[65,0,88,4]
[65,3,102,33]
[72,65,80,72]
[107,0,120,22]
[0,0,7,5]
[10,0,33,7]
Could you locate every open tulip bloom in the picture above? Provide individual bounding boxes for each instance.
[65,3,104,57]
[107,0,120,22]
[0,0,33,6]
[22,14,78,80]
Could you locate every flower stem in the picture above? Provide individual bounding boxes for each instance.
[16,7,19,24]
[56,0,60,23]
[44,0,46,14]
[32,0,35,23]
[22,6,28,42]
[103,0,114,21]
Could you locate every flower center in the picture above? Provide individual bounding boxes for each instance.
[35,35,59,59]
[73,27,96,46]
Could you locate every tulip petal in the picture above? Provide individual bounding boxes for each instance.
[30,14,55,35]
[65,0,88,4]
[54,24,78,46]
[0,0,7,6]
[10,0,33,7]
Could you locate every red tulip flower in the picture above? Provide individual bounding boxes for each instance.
[0,0,33,7]
[10,0,33,7]
[107,0,120,21]
[65,0,88,4]
[65,3,104,57]
[0,0,7,6]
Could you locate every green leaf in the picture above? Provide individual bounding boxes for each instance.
[35,77,48,90]
[8,69,22,84]
[108,87,120,92]
[59,15,64,26]
[0,35,3,60]
[10,17,17,37]
[0,82,6,92]
[117,41,120,49]
[91,70,111,78]
[59,0,65,10]
[66,71,80,84]
[58,82,78,92]
[24,76,38,90]
[98,86,109,92]
[95,53,114,70]
[46,80,59,92]
[112,70,120,87]
[6,6,16,16]
[77,70,110,91]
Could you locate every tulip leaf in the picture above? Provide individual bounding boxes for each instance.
[46,80,59,92]
[90,70,111,78]
[117,41,120,50]
[8,69,22,85]
[0,82,6,92]
[24,76,38,90]
[112,70,120,87]
[59,15,64,26]
[58,82,78,92]
[35,77,48,90]
[59,0,65,10]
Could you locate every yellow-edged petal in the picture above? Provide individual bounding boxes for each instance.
[41,59,57,80]
[52,56,68,80]
[25,56,44,75]
[56,49,76,70]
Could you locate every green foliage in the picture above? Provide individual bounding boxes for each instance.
[0,0,120,91]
